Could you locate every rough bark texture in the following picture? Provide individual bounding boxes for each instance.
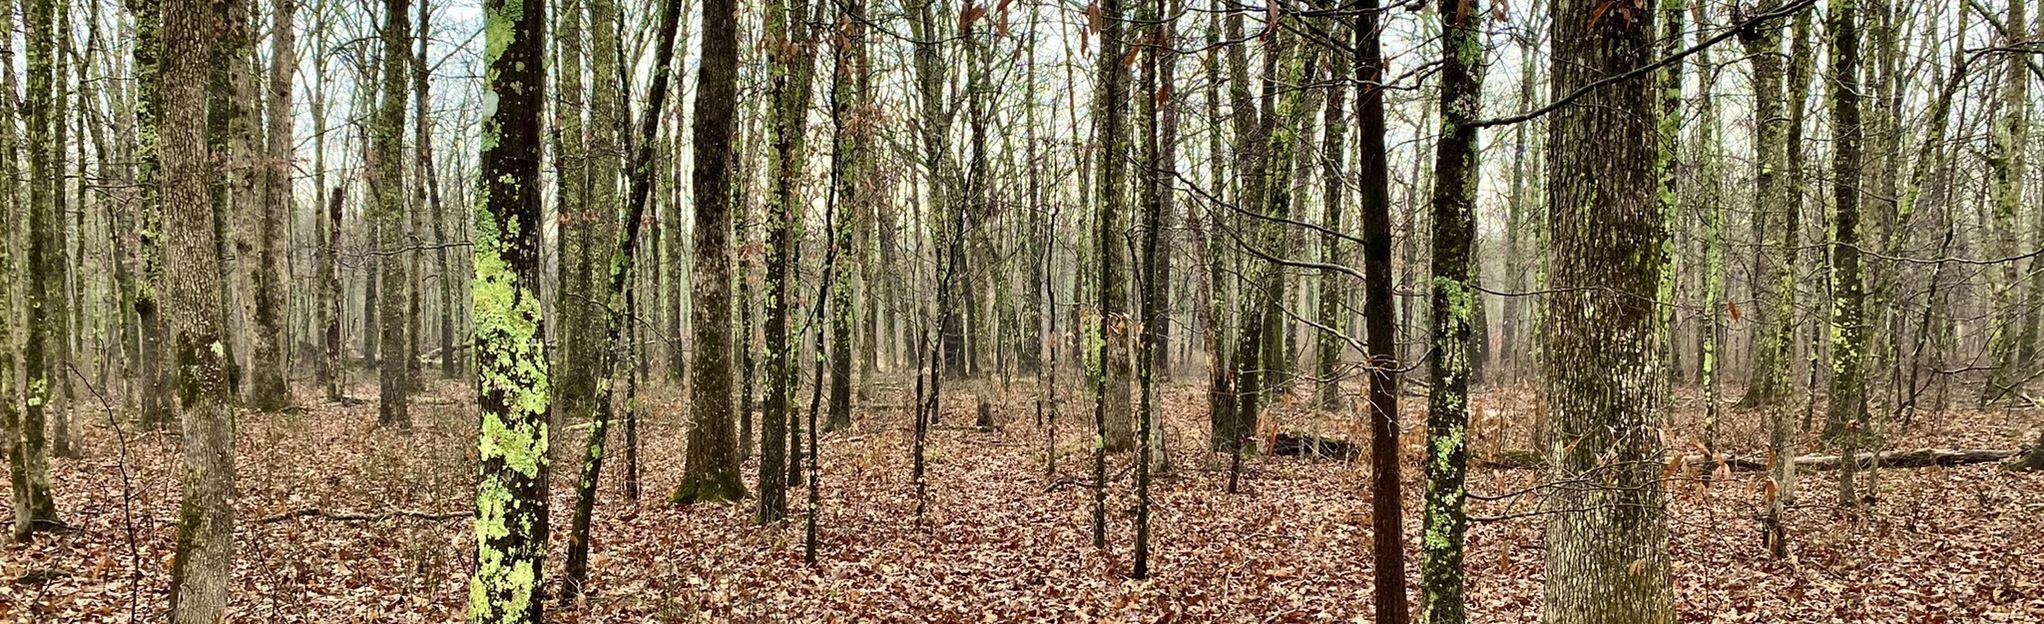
[1738,0,1797,410]
[251,0,296,411]
[1824,0,1868,507]
[1354,3,1409,621]
[375,0,413,426]
[1420,1,1482,620]
[1094,0,1134,452]
[1984,0,2029,402]
[1542,1,1674,622]
[827,0,870,432]
[674,0,748,504]
[162,1,235,620]
[467,0,551,618]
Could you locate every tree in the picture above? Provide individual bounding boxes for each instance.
[376,0,414,426]
[468,0,552,618]
[1736,0,1800,558]
[251,0,297,411]
[1824,0,1869,507]
[1983,0,2030,403]
[1094,0,1134,453]
[1354,1,1408,620]
[1541,0,1674,620]
[1738,0,1799,410]
[826,0,870,432]
[1,0,61,541]
[757,0,817,525]
[1313,19,1352,412]
[673,0,748,504]
[1419,0,1483,619]
[562,0,689,597]
[162,0,234,618]
[417,0,459,379]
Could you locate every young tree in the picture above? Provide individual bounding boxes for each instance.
[1824,0,1869,507]
[1419,0,1483,619]
[757,0,817,525]
[1354,1,1408,620]
[674,0,749,504]
[1,0,61,541]
[162,0,234,618]
[562,0,689,596]
[468,0,552,619]
[1541,0,1674,620]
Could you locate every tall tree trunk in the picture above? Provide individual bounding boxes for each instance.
[375,0,413,426]
[1354,0,1409,618]
[1,0,60,541]
[757,0,816,525]
[826,0,869,432]
[1737,0,1800,559]
[468,0,551,617]
[417,0,458,379]
[561,0,687,596]
[674,0,748,504]
[1419,0,1483,619]
[1313,22,1351,412]
[1824,0,1869,508]
[1541,0,1674,621]
[251,0,296,411]
[1984,0,2030,402]
[1094,0,1134,452]
[162,0,235,619]
[1694,3,1728,456]
[553,0,592,428]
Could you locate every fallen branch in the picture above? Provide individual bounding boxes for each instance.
[1483,448,2022,472]
[258,507,472,524]
[1688,448,2020,472]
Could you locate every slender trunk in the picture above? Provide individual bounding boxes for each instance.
[375,0,414,426]
[1355,2,1408,620]
[251,0,296,411]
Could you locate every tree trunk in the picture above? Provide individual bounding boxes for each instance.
[375,0,413,426]
[1354,3,1409,619]
[1825,0,1869,507]
[467,0,551,617]
[1419,1,1483,620]
[162,0,235,620]
[250,0,296,411]
[1541,0,1674,621]
[674,0,748,504]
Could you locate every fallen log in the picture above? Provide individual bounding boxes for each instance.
[1270,432,1359,462]
[1482,448,2021,472]
[1686,448,2020,472]
[258,507,473,524]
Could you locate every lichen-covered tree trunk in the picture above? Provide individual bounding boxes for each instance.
[1541,0,1673,621]
[162,0,234,620]
[1354,1,1408,619]
[1737,0,1799,411]
[1419,1,1482,619]
[552,0,591,428]
[468,0,551,617]
[1983,0,2030,403]
[1823,0,1869,508]
[0,0,59,540]
[323,184,346,402]
[1693,6,1727,455]
[1736,0,1799,558]
[125,0,173,427]
[674,0,748,504]
[1313,22,1351,412]
[826,0,869,432]
[375,0,413,426]
[757,0,816,525]
[7,0,63,541]
[1093,0,1134,453]
[250,0,296,411]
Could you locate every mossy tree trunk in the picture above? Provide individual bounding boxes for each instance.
[1736,0,1799,558]
[1824,0,1870,507]
[1983,0,2029,403]
[375,0,413,426]
[1541,0,1674,621]
[826,0,869,432]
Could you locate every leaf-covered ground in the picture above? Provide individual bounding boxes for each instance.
[4,375,2042,622]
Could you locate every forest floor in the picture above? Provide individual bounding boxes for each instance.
[4,372,2043,623]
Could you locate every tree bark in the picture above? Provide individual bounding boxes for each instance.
[674,0,748,504]
[1541,0,1674,621]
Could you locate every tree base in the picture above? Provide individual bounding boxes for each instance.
[671,478,749,505]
